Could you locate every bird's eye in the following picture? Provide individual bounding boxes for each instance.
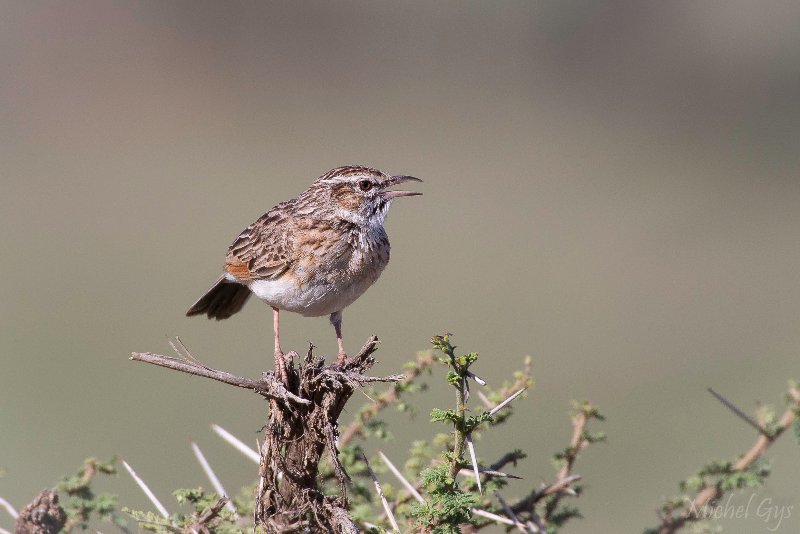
[358,180,373,192]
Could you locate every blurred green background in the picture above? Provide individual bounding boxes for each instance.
[2,2,799,532]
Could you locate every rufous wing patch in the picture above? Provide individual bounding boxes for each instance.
[225,255,253,281]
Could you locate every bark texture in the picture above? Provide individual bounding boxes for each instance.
[131,335,402,533]
[15,489,66,534]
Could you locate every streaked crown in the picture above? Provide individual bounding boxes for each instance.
[305,165,422,226]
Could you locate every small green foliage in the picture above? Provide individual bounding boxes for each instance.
[464,412,494,433]
[122,508,171,532]
[430,334,454,355]
[552,448,570,471]
[126,487,241,533]
[173,487,217,511]
[410,463,478,533]
[396,400,412,414]
[232,482,256,518]
[430,408,459,424]
[351,501,383,529]
[676,452,769,494]
[573,400,606,421]
[757,403,781,437]
[450,351,479,368]
[680,472,705,493]
[404,335,502,532]
[659,496,687,516]
[420,461,454,490]
[364,418,391,440]
[582,431,606,444]
[651,382,800,532]
[57,457,127,531]
[446,370,460,386]
[339,444,366,473]
[725,458,770,490]
[58,456,117,494]
[545,501,582,532]
[405,440,435,475]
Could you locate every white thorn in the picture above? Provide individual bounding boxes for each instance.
[0,497,18,520]
[191,442,238,516]
[466,433,482,494]
[377,450,424,503]
[211,424,260,464]
[363,454,400,533]
[121,460,171,519]
[495,491,532,532]
[459,467,521,480]
[489,387,528,416]
[466,370,487,386]
[471,507,515,525]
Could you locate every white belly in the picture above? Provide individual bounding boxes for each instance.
[227,226,390,317]
[242,266,384,317]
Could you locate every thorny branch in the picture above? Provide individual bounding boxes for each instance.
[506,402,603,529]
[131,335,403,534]
[130,350,311,407]
[7,333,608,534]
[655,384,800,534]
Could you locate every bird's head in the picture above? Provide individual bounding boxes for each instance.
[310,165,422,226]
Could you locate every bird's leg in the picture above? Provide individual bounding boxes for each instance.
[330,311,347,365]
[272,306,286,381]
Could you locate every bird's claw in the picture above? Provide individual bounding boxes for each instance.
[274,350,287,382]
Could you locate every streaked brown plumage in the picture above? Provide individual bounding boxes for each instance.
[187,165,421,372]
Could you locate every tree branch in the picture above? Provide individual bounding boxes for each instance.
[130,350,311,406]
[131,335,399,533]
[656,384,800,533]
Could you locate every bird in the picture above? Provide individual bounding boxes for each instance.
[186,165,422,375]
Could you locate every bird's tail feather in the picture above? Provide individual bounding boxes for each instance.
[186,276,251,320]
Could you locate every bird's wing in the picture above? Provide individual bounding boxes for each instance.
[225,206,293,281]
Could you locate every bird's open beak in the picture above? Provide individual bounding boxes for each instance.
[381,175,423,199]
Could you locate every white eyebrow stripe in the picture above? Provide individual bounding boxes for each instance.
[317,175,379,185]
[317,177,357,184]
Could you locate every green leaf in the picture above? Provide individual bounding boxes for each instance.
[431,408,459,424]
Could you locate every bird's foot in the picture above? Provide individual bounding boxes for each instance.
[336,351,348,367]
[274,350,287,383]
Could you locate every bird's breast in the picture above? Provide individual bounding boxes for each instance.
[249,227,390,317]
